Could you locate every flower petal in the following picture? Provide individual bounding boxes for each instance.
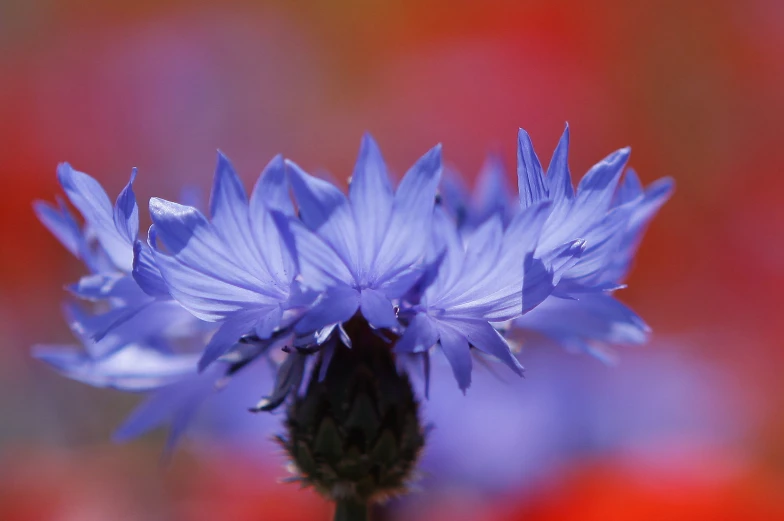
[449,319,523,376]
[198,310,259,371]
[294,285,360,333]
[349,133,394,270]
[359,288,398,330]
[58,163,133,271]
[517,129,549,209]
[546,123,574,201]
[286,159,359,273]
[437,322,472,392]
[395,313,439,354]
[273,213,354,290]
[113,168,139,244]
[372,144,442,287]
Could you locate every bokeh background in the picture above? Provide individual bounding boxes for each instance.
[1,0,783,519]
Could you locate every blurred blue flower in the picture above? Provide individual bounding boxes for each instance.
[33,128,672,458]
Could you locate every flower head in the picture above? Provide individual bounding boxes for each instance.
[33,128,672,506]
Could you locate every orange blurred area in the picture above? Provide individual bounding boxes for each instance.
[1,0,783,519]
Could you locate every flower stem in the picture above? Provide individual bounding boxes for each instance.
[334,498,369,521]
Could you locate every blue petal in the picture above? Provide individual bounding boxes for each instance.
[437,323,472,392]
[395,313,439,354]
[149,199,285,321]
[546,123,574,201]
[32,344,199,392]
[349,133,394,270]
[198,310,259,371]
[517,129,549,209]
[372,144,442,288]
[515,292,649,357]
[113,168,139,244]
[112,369,214,444]
[68,273,142,301]
[132,240,170,298]
[248,156,297,284]
[614,167,644,206]
[33,199,84,260]
[57,163,133,271]
[250,154,293,215]
[474,154,516,227]
[451,319,523,376]
[567,147,630,230]
[294,285,360,333]
[359,288,398,330]
[286,160,359,274]
[272,213,354,290]
[209,153,265,272]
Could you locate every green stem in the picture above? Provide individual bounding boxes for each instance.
[333,498,369,521]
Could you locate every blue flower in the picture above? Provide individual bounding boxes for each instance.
[275,134,443,333]
[512,125,673,358]
[33,127,672,459]
[33,164,222,449]
[145,153,309,370]
[393,203,577,391]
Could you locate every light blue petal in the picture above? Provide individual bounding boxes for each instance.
[272,213,354,290]
[546,123,574,201]
[209,153,266,272]
[113,168,139,244]
[349,133,394,271]
[198,310,259,371]
[57,163,134,271]
[68,273,143,301]
[250,154,293,215]
[437,322,472,392]
[359,288,398,330]
[372,145,442,288]
[286,159,359,274]
[517,129,549,209]
[149,199,285,321]
[132,240,170,298]
[395,313,439,354]
[32,344,199,392]
[449,319,523,376]
[614,167,644,206]
[515,292,649,356]
[294,285,360,334]
[33,199,84,260]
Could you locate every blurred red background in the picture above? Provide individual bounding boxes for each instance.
[1,1,782,519]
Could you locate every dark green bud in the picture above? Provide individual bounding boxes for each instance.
[278,318,426,505]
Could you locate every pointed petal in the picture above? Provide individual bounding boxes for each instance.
[149,199,284,321]
[272,212,354,290]
[198,310,258,371]
[113,168,139,244]
[517,129,549,208]
[437,323,472,392]
[34,199,86,260]
[359,288,398,330]
[450,319,523,376]
[32,344,199,392]
[250,155,293,215]
[286,160,359,273]
[372,145,442,286]
[68,273,141,301]
[394,313,439,354]
[209,153,264,270]
[58,163,133,271]
[546,123,574,201]
[349,133,394,269]
[294,285,360,333]
[132,240,170,298]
